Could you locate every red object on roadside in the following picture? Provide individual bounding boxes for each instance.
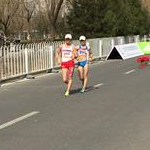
[136,55,149,68]
[137,56,149,62]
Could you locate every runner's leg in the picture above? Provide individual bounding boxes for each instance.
[62,68,68,84]
[66,67,74,92]
[82,64,89,90]
[78,66,84,86]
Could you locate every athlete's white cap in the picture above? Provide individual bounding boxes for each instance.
[79,35,86,41]
[65,34,72,39]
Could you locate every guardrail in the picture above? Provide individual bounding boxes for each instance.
[0,43,53,81]
[0,35,146,81]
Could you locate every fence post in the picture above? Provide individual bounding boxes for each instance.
[99,40,102,58]
[25,48,29,75]
[144,35,147,42]
[134,35,140,43]
[0,47,2,82]
[120,37,124,45]
[46,46,54,73]
[50,46,54,69]
[25,48,35,79]
[111,38,115,50]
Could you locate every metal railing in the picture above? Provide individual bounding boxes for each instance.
[0,43,53,81]
[0,35,146,81]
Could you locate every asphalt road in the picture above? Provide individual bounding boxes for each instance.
[0,58,150,150]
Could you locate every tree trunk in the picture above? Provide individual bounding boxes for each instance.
[50,22,57,39]
[45,0,64,39]
[27,20,31,40]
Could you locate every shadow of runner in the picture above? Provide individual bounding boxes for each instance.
[70,85,99,95]
[70,88,81,95]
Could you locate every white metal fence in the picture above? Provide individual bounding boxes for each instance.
[0,35,147,81]
[0,43,53,80]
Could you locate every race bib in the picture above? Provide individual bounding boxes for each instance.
[62,50,72,57]
[78,50,87,55]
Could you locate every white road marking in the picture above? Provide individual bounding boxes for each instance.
[1,73,58,88]
[125,69,135,75]
[0,111,40,130]
[94,83,104,88]
[1,79,29,87]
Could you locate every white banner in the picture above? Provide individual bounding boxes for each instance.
[107,43,144,60]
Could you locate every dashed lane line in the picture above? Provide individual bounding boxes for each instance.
[0,111,40,130]
[125,69,135,75]
[94,83,104,88]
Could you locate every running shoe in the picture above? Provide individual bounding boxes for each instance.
[65,91,69,96]
[79,89,85,93]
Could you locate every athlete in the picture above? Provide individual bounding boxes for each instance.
[56,34,76,96]
[76,35,92,93]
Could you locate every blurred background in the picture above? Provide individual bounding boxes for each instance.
[0,0,150,46]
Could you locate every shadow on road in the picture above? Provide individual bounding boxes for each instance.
[70,85,98,95]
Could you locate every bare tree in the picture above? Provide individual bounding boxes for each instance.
[20,0,37,39]
[0,0,20,35]
[11,11,24,37]
[0,0,68,40]
[44,0,64,39]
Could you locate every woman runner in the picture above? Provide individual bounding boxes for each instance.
[76,35,92,93]
[56,34,76,96]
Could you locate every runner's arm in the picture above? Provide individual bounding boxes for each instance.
[56,46,62,64]
[72,46,77,60]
